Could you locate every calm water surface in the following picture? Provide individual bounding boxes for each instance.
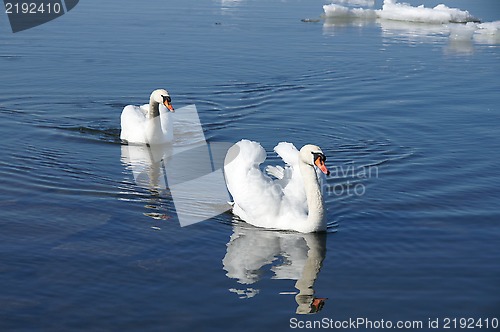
[0,0,499,331]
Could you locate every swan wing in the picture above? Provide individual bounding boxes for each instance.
[274,142,299,167]
[224,140,284,225]
[269,142,299,187]
[271,142,309,217]
[120,105,148,143]
[265,165,285,180]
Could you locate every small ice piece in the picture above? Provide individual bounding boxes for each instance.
[323,4,376,19]
[448,22,477,41]
[476,21,500,35]
[474,21,500,45]
[329,0,375,7]
[324,0,480,24]
[378,1,479,24]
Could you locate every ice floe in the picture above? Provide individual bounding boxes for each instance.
[323,0,499,45]
[323,0,479,24]
[380,1,478,24]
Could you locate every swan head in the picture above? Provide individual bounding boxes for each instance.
[151,89,174,112]
[300,144,330,175]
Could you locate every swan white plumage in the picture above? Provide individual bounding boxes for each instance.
[224,139,330,233]
[120,89,175,145]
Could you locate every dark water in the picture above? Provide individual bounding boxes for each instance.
[0,0,499,331]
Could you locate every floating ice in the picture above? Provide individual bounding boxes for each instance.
[323,0,500,46]
[473,21,500,44]
[322,4,376,19]
[328,0,375,7]
[447,22,476,41]
[379,1,478,24]
[476,21,500,35]
[323,0,480,24]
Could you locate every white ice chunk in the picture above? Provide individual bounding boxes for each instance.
[324,0,479,24]
[379,2,478,24]
[323,4,376,19]
[476,21,500,35]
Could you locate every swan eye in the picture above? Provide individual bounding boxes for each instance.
[162,95,171,103]
[312,152,326,163]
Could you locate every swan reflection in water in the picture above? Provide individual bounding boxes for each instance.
[121,143,174,220]
[120,104,234,226]
[121,141,232,224]
[121,143,172,191]
[223,223,328,314]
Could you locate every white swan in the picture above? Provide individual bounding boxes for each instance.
[120,89,175,145]
[224,139,330,233]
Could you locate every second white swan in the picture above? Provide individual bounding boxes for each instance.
[120,89,175,145]
[224,139,330,233]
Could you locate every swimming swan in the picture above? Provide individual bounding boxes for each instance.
[224,140,330,233]
[120,89,175,145]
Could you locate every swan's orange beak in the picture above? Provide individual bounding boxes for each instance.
[315,157,330,175]
[164,100,175,112]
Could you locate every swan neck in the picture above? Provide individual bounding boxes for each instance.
[294,233,327,313]
[144,96,163,144]
[148,97,160,119]
[299,161,325,230]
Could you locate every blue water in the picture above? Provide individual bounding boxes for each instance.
[0,0,499,331]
